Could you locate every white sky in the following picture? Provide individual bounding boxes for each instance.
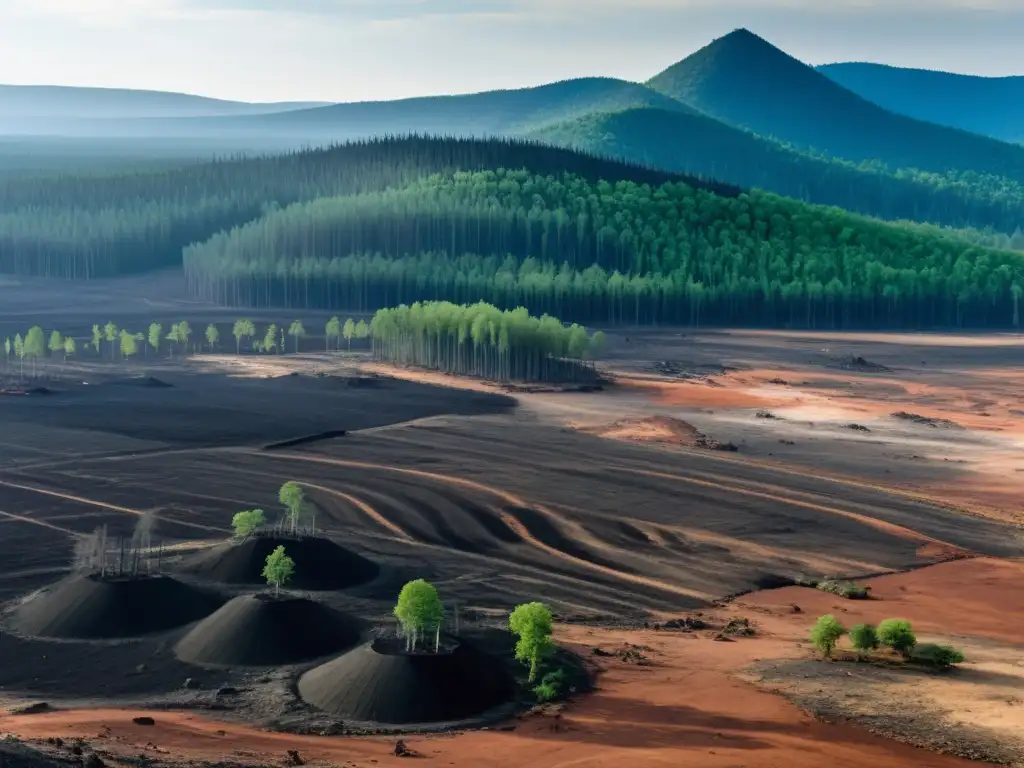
[0,0,1021,102]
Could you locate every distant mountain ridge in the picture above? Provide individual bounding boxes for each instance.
[647,29,1024,184]
[817,62,1024,143]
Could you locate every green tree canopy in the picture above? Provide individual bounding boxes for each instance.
[262,545,295,596]
[90,324,102,353]
[119,329,140,359]
[810,615,846,658]
[509,602,556,682]
[232,508,266,538]
[849,623,879,655]
[63,336,76,360]
[278,481,304,534]
[263,323,278,354]
[232,318,255,353]
[878,619,917,657]
[205,323,219,351]
[48,330,63,357]
[287,319,306,353]
[148,322,162,354]
[393,579,444,651]
[342,318,356,348]
[325,316,341,351]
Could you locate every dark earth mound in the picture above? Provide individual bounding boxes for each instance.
[180,535,379,590]
[891,411,962,429]
[10,573,224,639]
[298,637,514,726]
[174,594,363,666]
[108,375,173,388]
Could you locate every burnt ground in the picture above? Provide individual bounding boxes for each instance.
[0,276,1020,742]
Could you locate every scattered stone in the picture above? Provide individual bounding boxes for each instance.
[778,439,796,445]
[663,617,709,631]
[71,745,84,756]
[722,617,756,637]
[891,411,962,429]
[790,604,802,613]
[285,749,305,765]
[10,702,50,715]
[84,754,105,768]
[215,687,239,697]
[756,410,780,420]
[393,740,412,757]
[712,633,735,642]
[592,648,613,656]
[767,378,789,385]
[845,423,870,432]
[132,717,155,726]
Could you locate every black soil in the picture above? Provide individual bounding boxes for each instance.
[298,637,514,726]
[10,574,224,639]
[180,535,379,591]
[174,594,363,667]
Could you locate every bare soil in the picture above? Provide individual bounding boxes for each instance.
[0,276,1022,767]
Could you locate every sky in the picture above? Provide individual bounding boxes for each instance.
[0,0,1022,103]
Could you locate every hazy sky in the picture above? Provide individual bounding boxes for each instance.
[1,0,1021,102]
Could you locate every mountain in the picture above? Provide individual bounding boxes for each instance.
[527,106,1024,235]
[817,63,1024,143]
[647,28,1024,183]
[0,84,329,120]
[0,78,691,141]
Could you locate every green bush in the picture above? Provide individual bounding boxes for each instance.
[817,580,870,599]
[533,681,559,702]
[910,643,965,669]
[532,668,568,703]
[878,619,917,656]
[810,615,846,657]
[848,623,879,654]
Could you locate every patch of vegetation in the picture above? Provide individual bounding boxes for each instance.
[878,618,917,657]
[509,602,555,683]
[817,579,871,600]
[722,617,756,637]
[262,545,295,597]
[532,668,567,703]
[810,615,846,657]
[231,508,265,538]
[909,643,966,670]
[848,623,879,656]
[394,579,445,652]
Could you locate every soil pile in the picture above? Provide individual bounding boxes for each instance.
[584,416,738,451]
[109,376,174,388]
[11,574,223,639]
[174,594,362,666]
[298,638,513,725]
[180,535,378,590]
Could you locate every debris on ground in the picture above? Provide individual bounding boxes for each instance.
[846,423,871,432]
[891,411,962,429]
[721,617,756,637]
[827,355,891,373]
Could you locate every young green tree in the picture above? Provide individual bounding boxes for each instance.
[263,324,278,354]
[90,324,102,354]
[394,579,444,652]
[103,321,119,360]
[177,321,192,354]
[231,508,265,538]
[3,337,10,368]
[205,323,219,352]
[288,320,306,353]
[166,323,181,357]
[509,602,555,682]
[278,481,304,535]
[63,336,76,362]
[148,322,162,356]
[119,329,140,360]
[48,330,63,360]
[279,326,286,355]
[877,619,917,657]
[262,545,295,597]
[325,316,341,352]
[810,615,846,658]
[24,326,46,378]
[342,318,355,349]
[849,623,879,657]
[355,319,369,342]
[13,333,25,379]
[232,319,254,354]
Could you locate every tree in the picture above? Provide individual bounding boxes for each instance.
[103,321,119,360]
[877,619,916,657]
[848,623,879,656]
[148,322,162,356]
[177,321,192,354]
[90,324,102,354]
[278,481,304,535]
[13,334,24,378]
[166,323,181,357]
[810,615,846,658]
[232,319,254,353]
[63,336,76,362]
[910,643,965,669]
[342,318,355,349]
[263,324,278,354]
[48,330,63,360]
[205,324,219,352]
[393,579,444,652]
[119,329,140,360]
[3,337,10,368]
[24,326,46,378]
[262,545,295,597]
[325,316,341,351]
[509,602,555,682]
[231,508,265,538]
[355,319,369,342]
[288,320,306,353]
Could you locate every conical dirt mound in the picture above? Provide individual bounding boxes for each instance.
[174,594,363,666]
[11,574,224,639]
[181,535,378,591]
[298,638,514,725]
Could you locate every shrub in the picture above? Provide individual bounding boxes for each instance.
[817,580,870,599]
[910,643,965,669]
[533,668,567,703]
[810,615,846,657]
[509,602,555,682]
[878,619,917,656]
[533,681,559,702]
[848,623,879,654]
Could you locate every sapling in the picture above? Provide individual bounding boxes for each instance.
[394,579,444,652]
[278,481,304,535]
[509,602,555,682]
[262,545,294,597]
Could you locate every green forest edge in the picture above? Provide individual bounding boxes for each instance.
[1,138,1022,328]
[810,615,965,671]
[1,302,606,386]
[232,483,574,703]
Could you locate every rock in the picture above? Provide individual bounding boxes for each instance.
[592,648,613,656]
[712,633,735,642]
[394,740,413,757]
[215,686,238,696]
[285,749,305,765]
[84,754,105,768]
[71,745,84,756]
[790,604,802,613]
[132,716,155,726]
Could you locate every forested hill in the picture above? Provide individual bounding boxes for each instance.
[648,29,1024,184]
[182,168,1024,330]
[0,136,730,279]
[528,107,1024,237]
[817,63,1024,144]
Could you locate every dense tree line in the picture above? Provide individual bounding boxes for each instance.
[530,107,1024,239]
[183,169,1024,329]
[0,136,731,279]
[369,301,604,382]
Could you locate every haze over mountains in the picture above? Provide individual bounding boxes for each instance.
[3,28,1022,241]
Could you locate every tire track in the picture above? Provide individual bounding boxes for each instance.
[246,450,711,601]
[300,482,414,542]
[0,509,79,536]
